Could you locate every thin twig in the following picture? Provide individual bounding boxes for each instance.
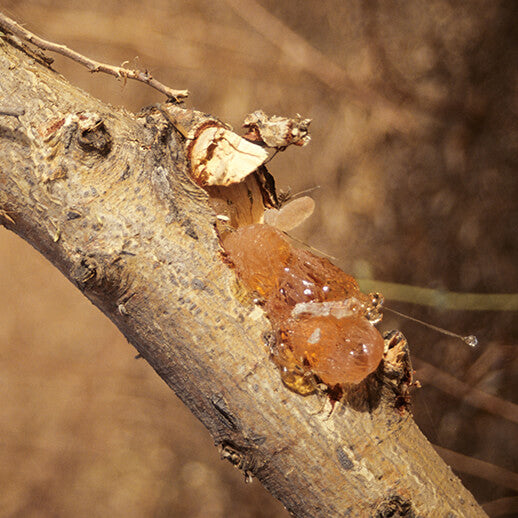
[0,12,188,101]
[414,358,518,425]
[434,445,518,492]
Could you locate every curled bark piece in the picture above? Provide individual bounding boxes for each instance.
[243,109,311,149]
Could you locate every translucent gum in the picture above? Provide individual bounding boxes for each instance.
[222,224,384,391]
[285,315,384,385]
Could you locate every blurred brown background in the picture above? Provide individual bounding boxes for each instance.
[0,1,517,516]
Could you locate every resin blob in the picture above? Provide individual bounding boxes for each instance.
[222,224,384,392]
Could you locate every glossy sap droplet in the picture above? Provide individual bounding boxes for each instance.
[285,315,385,386]
[223,224,291,297]
[463,335,478,347]
[223,224,364,307]
[222,224,384,389]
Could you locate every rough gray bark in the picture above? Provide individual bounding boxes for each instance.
[0,32,487,517]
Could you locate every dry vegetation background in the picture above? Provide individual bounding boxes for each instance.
[1,1,517,517]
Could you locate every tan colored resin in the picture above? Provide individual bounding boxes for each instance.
[222,224,384,392]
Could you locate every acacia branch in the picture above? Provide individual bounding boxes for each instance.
[0,12,188,101]
[0,29,487,517]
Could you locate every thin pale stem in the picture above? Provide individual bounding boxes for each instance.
[0,12,188,101]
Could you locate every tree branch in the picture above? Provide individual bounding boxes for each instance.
[0,30,487,517]
[0,12,188,101]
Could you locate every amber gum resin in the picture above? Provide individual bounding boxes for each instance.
[222,224,384,391]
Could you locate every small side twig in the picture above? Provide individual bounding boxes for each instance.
[0,12,188,101]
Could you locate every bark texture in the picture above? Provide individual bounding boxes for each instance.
[0,33,487,517]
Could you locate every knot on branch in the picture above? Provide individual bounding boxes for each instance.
[76,116,112,156]
[374,494,416,518]
[72,253,132,307]
[218,441,265,483]
[42,111,112,160]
